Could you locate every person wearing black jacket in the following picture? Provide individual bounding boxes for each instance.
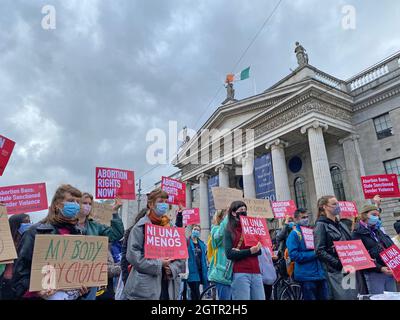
[314,195,357,300]
[352,205,397,294]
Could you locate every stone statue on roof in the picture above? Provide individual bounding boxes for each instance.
[295,41,309,67]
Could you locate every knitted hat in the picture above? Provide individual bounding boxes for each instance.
[360,205,379,215]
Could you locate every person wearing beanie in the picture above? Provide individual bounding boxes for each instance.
[392,220,400,249]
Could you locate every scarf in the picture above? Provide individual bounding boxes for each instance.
[148,209,170,226]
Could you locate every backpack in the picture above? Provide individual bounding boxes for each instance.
[284,229,302,277]
[206,234,218,265]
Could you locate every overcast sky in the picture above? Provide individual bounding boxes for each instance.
[0,0,399,221]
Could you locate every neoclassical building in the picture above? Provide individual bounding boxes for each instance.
[173,46,400,239]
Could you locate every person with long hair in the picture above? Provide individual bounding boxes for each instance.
[224,201,264,300]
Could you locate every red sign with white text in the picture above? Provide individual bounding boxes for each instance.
[95,167,135,200]
[182,208,200,226]
[361,174,400,199]
[0,135,15,176]
[240,216,273,252]
[271,200,297,219]
[144,224,188,260]
[161,176,186,207]
[300,226,315,250]
[0,183,48,215]
[334,240,376,272]
[380,245,400,282]
[339,201,358,219]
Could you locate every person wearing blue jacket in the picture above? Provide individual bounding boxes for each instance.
[187,224,208,300]
[286,209,329,300]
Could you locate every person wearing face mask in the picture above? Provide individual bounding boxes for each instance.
[351,205,397,294]
[224,201,265,300]
[123,188,185,300]
[276,215,295,258]
[314,195,357,300]
[12,184,89,300]
[286,209,328,300]
[187,225,208,300]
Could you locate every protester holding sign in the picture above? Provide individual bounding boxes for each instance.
[12,184,89,300]
[351,205,397,294]
[123,188,185,300]
[286,209,328,300]
[224,201,265,300]
[276,214,296,257]
[314,195,357,300]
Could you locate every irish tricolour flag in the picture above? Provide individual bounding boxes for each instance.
[226,67,250,83]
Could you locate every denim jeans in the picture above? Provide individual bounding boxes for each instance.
[299,280,330,300]
[215,283,232,300]
[231,273,265,300]
[364,272,397,294]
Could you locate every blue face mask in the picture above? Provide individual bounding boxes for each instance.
[155,202,169,216]
[192,230,200,238]
[298,218,309,226]
[288,222,295,229]
[18,222,32,235]
[368,215,379,227]
[376,219,382,229]
[332,204,341,216]
[60,202,81,219]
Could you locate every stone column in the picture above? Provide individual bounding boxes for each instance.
[215,164,229,188]
[242,152,256,198]
[185,182,193,209]
[266,139,291,201]
[197,173,210,240]
[301,121,334,199]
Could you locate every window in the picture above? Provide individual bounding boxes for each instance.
[373,113,393,139]
[384,158,400,184]
[330,166,346,201]
[294,177,307,210]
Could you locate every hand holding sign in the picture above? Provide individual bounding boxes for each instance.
[250,242,262,254]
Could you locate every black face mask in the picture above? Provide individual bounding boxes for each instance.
[236,211,247,217]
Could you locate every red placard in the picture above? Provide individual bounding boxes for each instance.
[0,135,16,176]
[271,200,297,219]
[380,245,400,282]
[240,216,273,252]
[361,174,400,199]
[95,167,135,200]
[182,208,200,226]
[339,201,358,219]
[300,226,314,250]
[0,183,48,215]
[333,240,376,272]
[144,224,188,260]
[161,176,186,207]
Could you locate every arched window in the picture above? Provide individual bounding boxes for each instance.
[294,177,307,209]
[330,166,346,201]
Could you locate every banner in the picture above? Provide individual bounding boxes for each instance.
[207,175,219,218]
[95,167,135,200]
[29,235,108,291]
[254,153,276,200]
[243,198,274,218]
[161,176,186,206]
[380,245,400,282]
[300,226,314,250]
[271,200,297,219]
[144,224,188,260]
[0,206,18,263]
[361,174,400,199]
[182,208,200,226]
[0,183,48,215]
[211,187,243,210]
[240,216,273,252]
[339,201,358,219]
[333,240,376,272]
[91,202,114,226]
[0,134,15,176]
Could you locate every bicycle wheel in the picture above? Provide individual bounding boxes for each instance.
[279,282,303,300]
[272,278,285,300]
[200,284,217,300]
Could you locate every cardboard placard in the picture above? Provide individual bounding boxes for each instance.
[144,224,188,260]
[91,202,114,226]
[380,245,400,282]
[243,198,274,218]
[182,208,200,226]
[333,240,376,272]
[0,183,48,215]
[161,177,186,206]
[300,226,314,250]
[339,201,358,219]
[96,167,135,200]
[0,134,16,176]
[240,216,273,252]
[211,187,243,210]
[29,235,108,291]
[271,200,297,219]
[0,206,18,262]
[361,174,400,199]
